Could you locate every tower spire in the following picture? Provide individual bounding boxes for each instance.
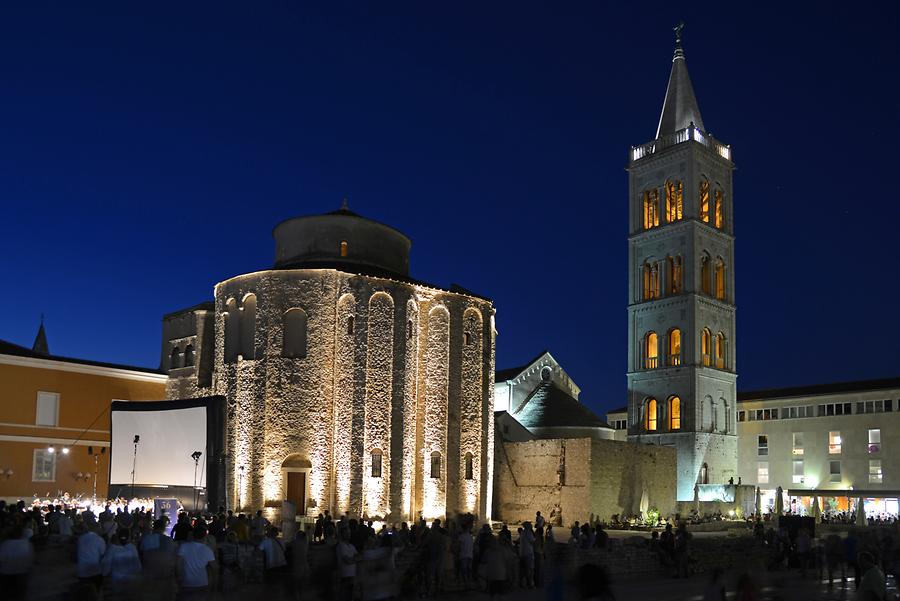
[32,316,49,355]
[655,21,705,139]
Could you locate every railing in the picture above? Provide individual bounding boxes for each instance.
[645,356,659,369]
[702,354,711,367]
[631,124,732,162]
[667,354,681,366]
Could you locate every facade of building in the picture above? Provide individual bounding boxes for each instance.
[0,329,167,503]
[164,205,496,521]
[626,28,738,500]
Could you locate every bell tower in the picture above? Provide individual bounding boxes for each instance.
[626,23,738,501]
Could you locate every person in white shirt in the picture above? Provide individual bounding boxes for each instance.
[336,529,358,601]
[0,525,33,600]
[176,524,217,596]
[77,529,107,587]
[101,529,141,594]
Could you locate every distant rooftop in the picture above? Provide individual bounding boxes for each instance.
[0,337,163,375]
[738,376,900,402]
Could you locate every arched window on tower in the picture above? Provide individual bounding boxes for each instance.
[183,345,194,367]
[430,452,442,479]
[347,315,354,335]
[700,255,711,295]
[669,396,681,431]
[283,308,308,358]
[645,398,658,431]
[700,463,709,484]
[668,328,682,366]
[170,347,182,370]
[715,332,726,369]
[714,190,724,229]
[642,261,659,300]
[340,240,349,257]
[714,259,726,300]
[464,452,474,480]
[667,255,683,295]
[644,331,658,369]
[665,180,683,222]
[701,328,712,367]
[699,179,710,223]
[407,319,414,340]
[642,189,659,230]
[240,294,257,360]
[371,449,382,478]
[224,298,240,363]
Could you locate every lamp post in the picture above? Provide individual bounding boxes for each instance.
[237,465,245,512]
[131,435,140,500]
[87,446,106,505]
[191,451,203,512]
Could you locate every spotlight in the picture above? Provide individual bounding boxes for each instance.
[47,445,55,453]
[191,451,203,461]
[62,447,70,455]
[133,435,140,444]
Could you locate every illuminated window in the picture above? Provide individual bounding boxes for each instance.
[869,460,883,484]
[33,449,56,482]
[700,255,711,295]
[371,449,382,478]
[669,396,681,430]
[715,332,726,369]
[667,255,683,294]
[282,308,308,358]
[699,179,710,223]
[464,453,474,480]
[792,460,804,484]
[665,180,683,222]
[170,347,182,370]
[757,461,768,484]
[644,332,658,369]
[758,435,768,456]
[829,460,841,483]
[645,398,658,431]
[642,261,660,300]
[714,259,726,300]
[667,328,681,366]
[642,189,659,229]
[792,432,804,456]
[430,452,442,479]
[183,345,194,367]
[347,315,354,335]
[340,240,348,257]
[868,429,881,454]
[829,431,842,454]
[714,190,724,229]
[701,328,711,366]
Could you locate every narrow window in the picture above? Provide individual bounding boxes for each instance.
[642,189,659,230]
[700,463,709,484]
[715,332,726,369]
[792,432,804,456]
[699,180,710,223]
[829,431,842,454]
[668,328,681,366]
[406,319,414,340]
[464,453,474,480]
[869,460,883,483]
[33,448,56,481]
[667,255,683,294]
[464,332,472,345]
[868,429,881,454]
[347,315,354,335]
[36,392,60,427]
[340,240,348,257]
[700,255,711,295]
[282,308,308,358]
[701,329,711,366]
[170,347,182,370]
[183,345,194,367]
[644,331,658,369]
[665,180,683,222]
[224,298,240,363]
[371,449,382,478]
[714,190,724,229]
[430,452,442,479]
[792,459,804,484]
[829,460,841,483]
[669,396,681,430]
[240,293,257,360]
[714,259,726,300]
[758,435,768,456]
[757,461,769,484]
[645,398,658,431]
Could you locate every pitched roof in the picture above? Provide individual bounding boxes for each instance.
[512,381,610,430]
[495,350,551,383]
[656,32,705,138]
[738,376,900,402]
[0,337,164,375]
[32,322,49,355]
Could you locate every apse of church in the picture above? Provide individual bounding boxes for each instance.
[163,205,496,521]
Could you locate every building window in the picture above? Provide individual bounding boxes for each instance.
[347,315,354,335]
[665,180,683,222]
[183,345,194,367]
[758,435,768,456]
[792,460,804,484]
[818,402,852,417]
[868,429,881,454]
[738,410,746,422]
[464,453,474,480]
[340,240,348,257]
[700,463,709,484]
[714,190,724,229]
[829,460,841,483]
[699,179,710,223]
[667,328,682,366]
[240,293,257,360]
[464,332,472,345]
[792,432,804,456]
[371,449,382,478]
[701,329,711,366]
[667,255,683,294]
[407,319,414,340]
[170,347,182,370]
[869,460,883,484]
[669,396,681,431]
[858,400,893,414]
[430,452,441,479]
[714,259,726,300]
[700,255,711,295]
[714,332,726,369]
[645,398,658,432]
[283,308,309,358]
[642,189,659,229]
[829,431,842,454]
[644,332,658,369]
[36,392,60,427]
[757,461,769,484]
[224,298,240,363]
[33,449,56,481]
[642,262,660,300]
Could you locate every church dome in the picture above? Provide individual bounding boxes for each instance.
[272,204,412,276]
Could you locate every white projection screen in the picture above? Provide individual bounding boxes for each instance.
[110,405,208,487]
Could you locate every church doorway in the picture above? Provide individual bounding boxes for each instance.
[281,454,312,516]
[286,471,306,511]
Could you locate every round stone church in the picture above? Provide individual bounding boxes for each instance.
[163,204,496,521]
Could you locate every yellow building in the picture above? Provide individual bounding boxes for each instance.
[0,326,167,503]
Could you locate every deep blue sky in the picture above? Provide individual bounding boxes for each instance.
[2,2,898,417]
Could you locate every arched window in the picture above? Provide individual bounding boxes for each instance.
[699,179,710,223]
[714,190,724,229]
[642,189,659,230]
[644,331,658,369]
[714,259,726,300]
[347,315,354,335]
[340,240,348,257]
[668,328,682,366]
[464,452,474,480]
[642,261,659,300]
[371,449,382,478]
[645,398,658,431]
[665,180,683,222]
[701,328,712,366]
[282,308,308,358]
[183,345,194,367]
[430,451,442,479]
[669,396,681,430]
[464,332,472,345]
[700,463,709,484]
[224,298,239,363]
[667,255,683,294]
[170,347,182,370]
[407,319,414,340]
[700,255,711,295]
[240,294,257,360]
[715,332,726,369]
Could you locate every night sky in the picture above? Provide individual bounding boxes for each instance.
[2,2,898,417]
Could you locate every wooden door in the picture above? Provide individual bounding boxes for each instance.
[287,471,306,513]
